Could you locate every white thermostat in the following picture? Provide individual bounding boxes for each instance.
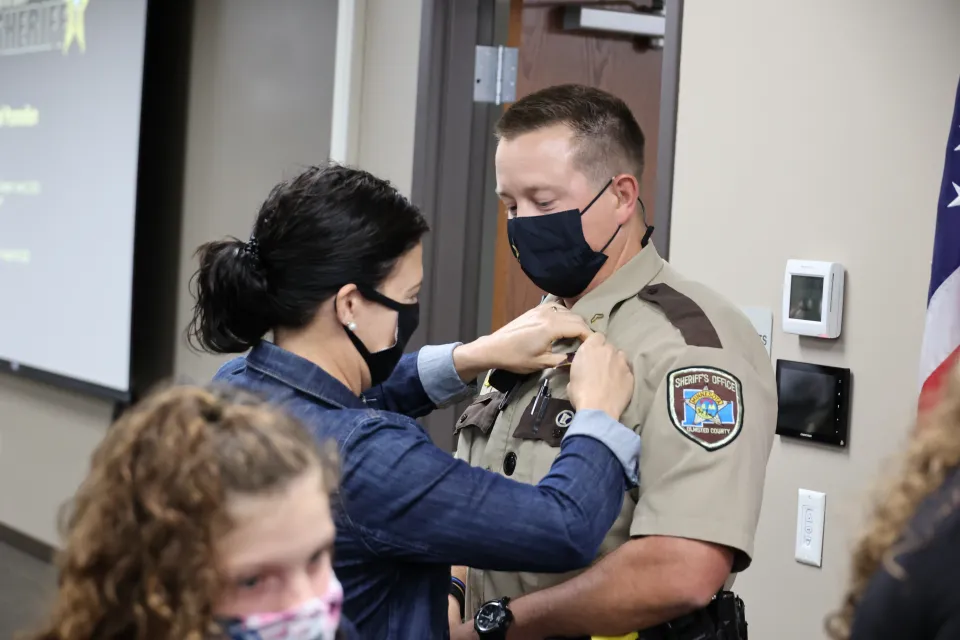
[782,260,845,339]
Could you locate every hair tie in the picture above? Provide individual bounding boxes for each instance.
[243,237,260,259]
[240,237,266,273]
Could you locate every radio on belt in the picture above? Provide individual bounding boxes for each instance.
[782,260,845,339]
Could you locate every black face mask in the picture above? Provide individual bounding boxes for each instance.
[344,285,420,387]
[506,179,654,298]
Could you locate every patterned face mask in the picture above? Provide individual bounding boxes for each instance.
[218,577,343,640]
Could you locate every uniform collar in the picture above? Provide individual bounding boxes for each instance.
[546,243,665,333]
[245,340,366,410]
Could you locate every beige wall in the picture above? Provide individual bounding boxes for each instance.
[669,2,960,638]
[0,0,423,546]
[175,0,340,385]
[354,0,422,195]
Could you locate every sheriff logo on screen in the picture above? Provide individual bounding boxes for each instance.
[0,0,90,56]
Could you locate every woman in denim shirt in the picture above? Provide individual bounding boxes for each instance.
[189,163,641,639]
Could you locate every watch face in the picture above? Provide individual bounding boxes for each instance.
[476,602,505,633]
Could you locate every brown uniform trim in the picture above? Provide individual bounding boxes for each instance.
[454,391,506,436]
[637,283,723,349]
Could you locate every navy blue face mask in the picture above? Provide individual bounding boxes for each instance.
[343,285,420,387]
[507,179,653,298]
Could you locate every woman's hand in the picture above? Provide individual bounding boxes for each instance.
[454,304,591,380]
[567,332,634,420]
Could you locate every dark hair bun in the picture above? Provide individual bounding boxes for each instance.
[188,239,271,353]
[187,163,430,354]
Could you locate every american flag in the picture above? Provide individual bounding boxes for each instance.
[918,76,960,413]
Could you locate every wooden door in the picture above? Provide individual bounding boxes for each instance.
[491,0,665,330]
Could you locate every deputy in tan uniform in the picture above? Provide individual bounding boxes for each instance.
[449,85,777,640]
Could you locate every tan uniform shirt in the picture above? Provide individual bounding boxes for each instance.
[454,244,777,617]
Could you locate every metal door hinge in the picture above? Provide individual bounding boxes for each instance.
[474,45,518,105]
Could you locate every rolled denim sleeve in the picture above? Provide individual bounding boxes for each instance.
[416,343,474,408]
[364,344,474,418]
[563,409,641,487]
[337,412,638,573]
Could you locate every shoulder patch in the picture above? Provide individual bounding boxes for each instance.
[638,283,722,348]
[667,366,743,451]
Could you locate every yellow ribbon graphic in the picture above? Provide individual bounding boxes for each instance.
[63,0,90,54]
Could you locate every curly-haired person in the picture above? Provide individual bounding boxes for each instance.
[827,358,960,639]
[20,385,358,640]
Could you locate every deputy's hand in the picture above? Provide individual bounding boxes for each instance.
[568,332,634,420]
[454,304,591,380]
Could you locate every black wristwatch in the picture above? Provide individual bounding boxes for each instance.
[474,597,513,640]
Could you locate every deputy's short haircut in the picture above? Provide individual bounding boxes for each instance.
[495,84,646,186]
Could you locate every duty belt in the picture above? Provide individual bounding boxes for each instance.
[638,591,747,640]
[563,591,748,640]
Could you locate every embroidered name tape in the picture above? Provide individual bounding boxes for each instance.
[667,366,743,451]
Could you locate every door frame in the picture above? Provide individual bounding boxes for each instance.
[654,0,684,255]
[410,0,506,445]
[409,0,684,446]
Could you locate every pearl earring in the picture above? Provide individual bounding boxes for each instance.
[347,322,358,332]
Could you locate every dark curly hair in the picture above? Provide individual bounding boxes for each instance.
[22,385,337,640]
[188,162,429,354]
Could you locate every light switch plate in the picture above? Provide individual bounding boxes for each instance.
[795,489,826,567]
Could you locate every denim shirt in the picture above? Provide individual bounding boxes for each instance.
[213,341,641,640]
